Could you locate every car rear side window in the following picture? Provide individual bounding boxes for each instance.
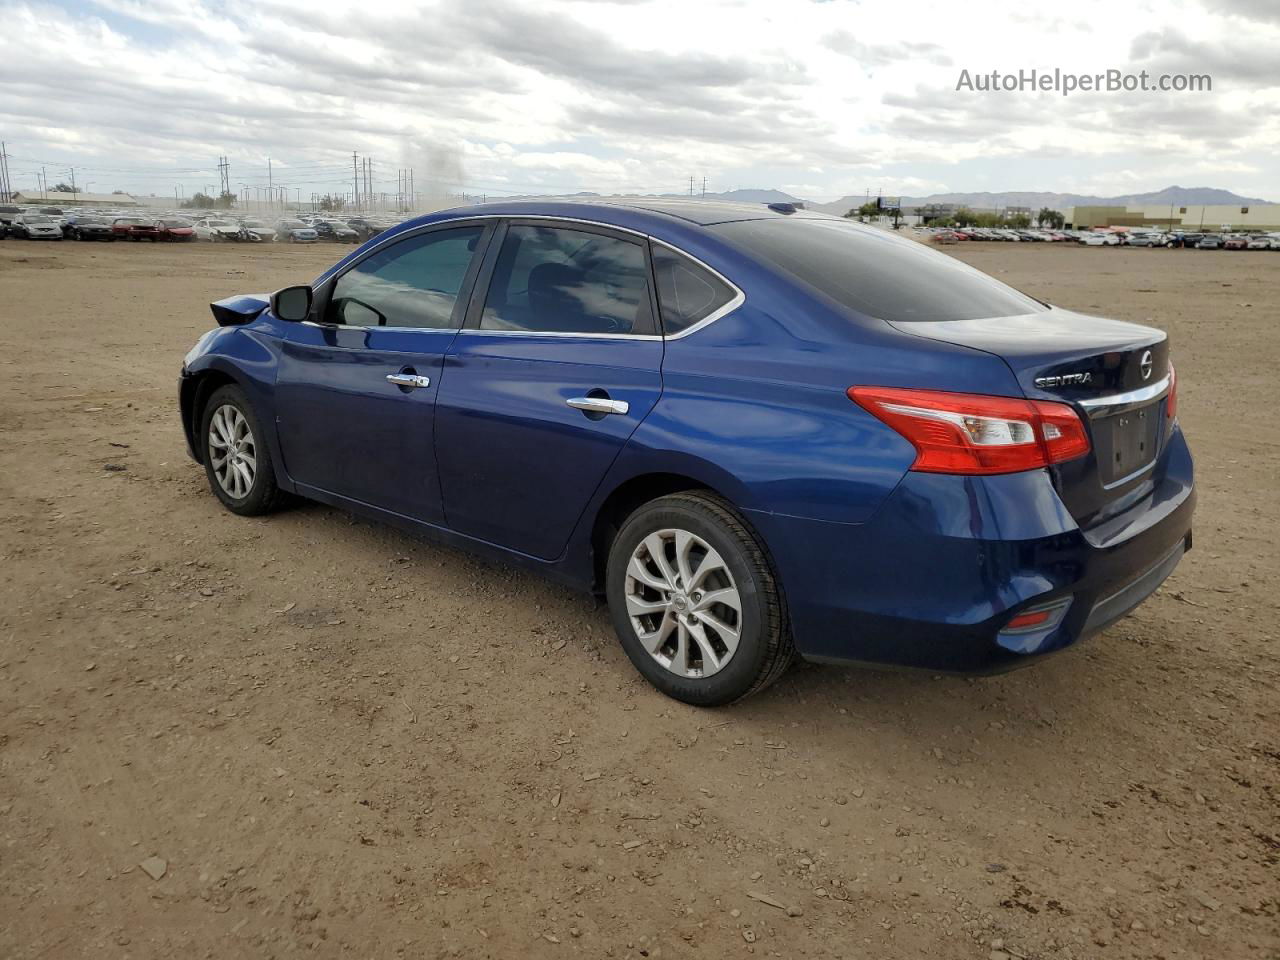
[651,245,738,335]
[714,217,1046,322]
[480,224,654,335]
[327,226,484,328]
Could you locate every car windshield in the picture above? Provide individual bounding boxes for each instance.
[26,216,53,223]
[163,220,190,227]
[714,217,1046,323]
[243,220,265,228]
[209,220,232,227]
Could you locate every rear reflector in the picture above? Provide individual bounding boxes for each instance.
[1166,363,1177,420]
[848,386,1090,475]
[1005,609,1052,630]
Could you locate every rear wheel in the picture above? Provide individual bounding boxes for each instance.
[606,492,794,706]
[200,385,284,516]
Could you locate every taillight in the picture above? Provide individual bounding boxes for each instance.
[1166,363,1177,420]
[848,386,1091,475]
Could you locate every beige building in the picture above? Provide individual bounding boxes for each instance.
[1068,203,1280,232]
[11,190,139,207]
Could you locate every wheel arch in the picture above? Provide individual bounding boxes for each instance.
[182,368,244,464]
[588,472,739,594]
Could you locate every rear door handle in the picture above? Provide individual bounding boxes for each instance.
[386,373,431,389]
[567,396,630,416]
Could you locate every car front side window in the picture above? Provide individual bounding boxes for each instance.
[479,224,653,335]
[326,225,485,329]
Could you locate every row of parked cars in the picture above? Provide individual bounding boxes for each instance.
[927,227,1078,243]
[0,206,402,244]
[926,224,1280,249]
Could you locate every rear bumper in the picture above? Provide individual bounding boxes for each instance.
[748,424,1195,673]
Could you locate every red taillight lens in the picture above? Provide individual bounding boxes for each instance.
[1166,363,1177,420]
[848,386,1091,475]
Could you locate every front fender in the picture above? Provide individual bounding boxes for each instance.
[180,322,291,489]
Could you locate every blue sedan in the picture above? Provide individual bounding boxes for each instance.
[179,199,1195,705]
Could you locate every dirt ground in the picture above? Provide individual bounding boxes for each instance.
[0,236,1276,960]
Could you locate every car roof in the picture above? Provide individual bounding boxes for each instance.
[419,197,836,230]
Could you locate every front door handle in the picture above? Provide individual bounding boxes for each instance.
[567,396,630,416]
[386,373,431,389]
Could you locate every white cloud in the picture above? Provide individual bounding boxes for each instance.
[0,0,1275,202]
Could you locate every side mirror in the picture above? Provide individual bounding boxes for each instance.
[271,285,312,322]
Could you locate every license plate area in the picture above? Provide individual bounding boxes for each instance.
[1096,403,1160,486]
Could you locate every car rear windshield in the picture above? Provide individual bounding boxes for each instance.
[713,217,1046,322]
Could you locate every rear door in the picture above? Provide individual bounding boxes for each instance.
[434,219,663,559]
[274,222,492,525]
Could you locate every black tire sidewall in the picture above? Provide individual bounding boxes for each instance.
[606,497,775,706]
[200,385,277,516]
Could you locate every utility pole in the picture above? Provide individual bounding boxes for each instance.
[0,142,9,202]
[267,157,273,212]
[409,168,414,212]
[216,156,231,198]
[689,175,694,196]
[69,166,77,195]
[42,166,47,199]
[701,176,706,198]
[352,152,360,211]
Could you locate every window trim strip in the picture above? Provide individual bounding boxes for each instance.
[308,214,746,340]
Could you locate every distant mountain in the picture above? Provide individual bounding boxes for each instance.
[460,184,1269,215]
[665,188,801,204]
[807,185,1270,216]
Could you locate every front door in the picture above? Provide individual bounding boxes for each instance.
[435,220,664,560]
[274,223,490,525]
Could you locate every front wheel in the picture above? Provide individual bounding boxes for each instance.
[605,492,794,706]
[200,385,284,516]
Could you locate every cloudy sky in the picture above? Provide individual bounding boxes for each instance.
[1,0,1277,203]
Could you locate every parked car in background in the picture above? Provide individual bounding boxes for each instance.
[11,214,64,240]
[193,218,245,242]
[112,217,161,241]
[1196,235,1222,250]
[239,219,276,243]
[1080,232,1119,246]
[1246,236,1274,250]
[179,199,1194,705]
[156,219,196,242]
[1222,235,1249,250]
[67,216,116,241]
[313,219,359,243]
[0,204,21,238]
[346,217,386,241]
[1127,232,1171,247]
[275,219,319,243]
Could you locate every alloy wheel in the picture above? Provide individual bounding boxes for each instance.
[624,527,743,678]
[208,404,257,499]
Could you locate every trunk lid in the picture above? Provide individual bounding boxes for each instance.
[892,308,1173,528]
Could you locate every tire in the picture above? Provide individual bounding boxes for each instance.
[199,384,284,516]
[605,491,794,706]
